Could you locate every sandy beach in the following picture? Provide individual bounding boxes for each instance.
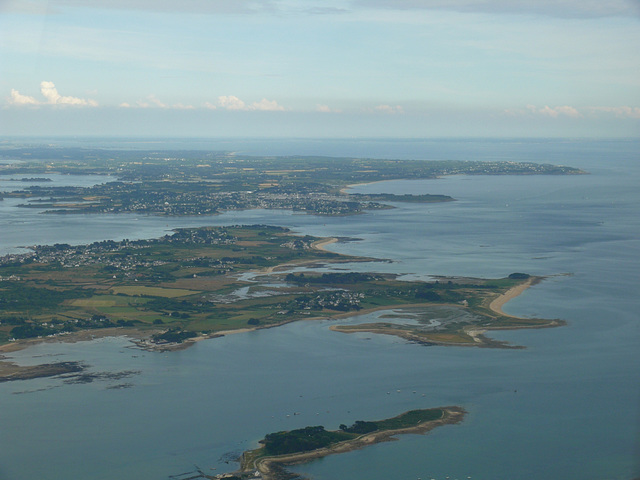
[488,277,539,317]
[311,237,339,251]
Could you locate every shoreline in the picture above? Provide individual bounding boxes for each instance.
[0,277,546,365]
[488,276,540,317]
[0,235,348,359]
[0,261,559,380]
[311,237,339,251]
[339,180,387,195]
[244,406,466,480]
[328,276,563,349]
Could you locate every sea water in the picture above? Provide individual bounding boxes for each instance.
[0,139,638,480]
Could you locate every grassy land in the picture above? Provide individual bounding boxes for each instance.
[0,225,560,349]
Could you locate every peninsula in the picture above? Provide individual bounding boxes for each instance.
[0,225,561,382]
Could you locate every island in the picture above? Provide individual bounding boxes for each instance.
[169,407,464,480]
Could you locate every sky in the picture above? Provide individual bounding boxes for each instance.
[1,0,639,138]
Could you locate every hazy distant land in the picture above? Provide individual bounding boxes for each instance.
[0,147,577,382]
[0,146,585,217]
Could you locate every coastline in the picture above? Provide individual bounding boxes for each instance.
[0,235,346,358]
[488,276,540,317]
[243,406,466,480]
[311,237,339,251]
[339,180,387,195]
[0,276,548,373]
[328,276,562,349]
[0,244,559,380]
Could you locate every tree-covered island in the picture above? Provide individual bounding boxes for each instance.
[219,407,465,480]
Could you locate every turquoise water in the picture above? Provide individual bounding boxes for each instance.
[0,139,638,480]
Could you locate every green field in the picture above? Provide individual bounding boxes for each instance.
[0,225,558,347]
[110,286,200,298]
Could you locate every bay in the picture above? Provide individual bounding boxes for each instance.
[0,138,638,480]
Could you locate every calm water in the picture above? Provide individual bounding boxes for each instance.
[0,139,638,480]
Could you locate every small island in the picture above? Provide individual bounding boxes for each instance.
[225,407,464,480]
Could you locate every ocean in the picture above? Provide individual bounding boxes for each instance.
[0,138,638,480]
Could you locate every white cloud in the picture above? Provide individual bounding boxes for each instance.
[118,95,193,109]
[146,95,167,108]
[40,81,98,106]
[250,98,285,111]
[510,104,581,118]
[204,102,218,110]
[218,95,247,110]
[217,95,285,111]
[173,103,195,110]
[508,104,640,120]
[8,82,98,107]
[316,104,343,113]
[587,106,640,119]
[8,89,40,106]
[373,104,404,114]
[537,105,580,118]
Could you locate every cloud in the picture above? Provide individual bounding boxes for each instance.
[514,104,581,117]
[217,95,285,111]
[172,103,196,110]
[119,95,194,109]
[218,95,247,111]
[587,106,640,118]
[119,94,279,111]
[250,98,285,111]
[507,104,640,120]
[8,89,40,106]
[353,0,640,19]
[372,104,404,114]
[316,104,342,113]
[7,81,98,107]
[40,81,98,106]
[537,105,581,118]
